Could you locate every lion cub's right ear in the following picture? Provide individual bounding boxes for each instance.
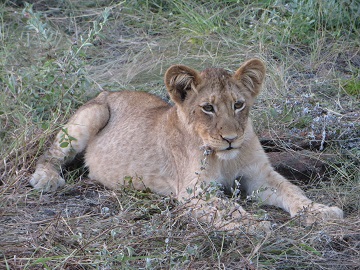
[233,58,266,98]
[165,65,202,104]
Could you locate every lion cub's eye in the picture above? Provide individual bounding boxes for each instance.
[202,104,215,113]
[234,101,245,111]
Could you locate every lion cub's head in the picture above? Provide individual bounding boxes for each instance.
[165,59,265,159]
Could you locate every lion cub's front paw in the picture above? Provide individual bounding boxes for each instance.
[299,203,343,225]
[30,164,65,192]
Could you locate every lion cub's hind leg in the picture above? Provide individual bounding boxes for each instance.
[30,92,110,192]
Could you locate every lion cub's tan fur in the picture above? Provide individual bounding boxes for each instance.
[30,59,343,229]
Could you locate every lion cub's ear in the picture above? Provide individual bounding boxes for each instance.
[165,65,202,104]
[233,59,266,98]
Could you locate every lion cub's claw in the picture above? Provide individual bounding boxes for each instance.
[30,165,65,192]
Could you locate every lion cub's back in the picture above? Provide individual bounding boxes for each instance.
[85,90,174,191]
[108,90,169,109]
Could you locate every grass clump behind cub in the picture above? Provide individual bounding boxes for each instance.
[30,59,343,229]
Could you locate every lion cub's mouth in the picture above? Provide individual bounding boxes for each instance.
[204,138,243,153]
[218,144,240,152]
[221,147,239,152]
[214,142,241,152]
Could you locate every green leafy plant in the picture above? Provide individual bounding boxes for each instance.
[59,128,77,149]
[342,77,360,97]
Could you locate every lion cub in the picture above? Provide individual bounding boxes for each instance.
[30,59,343,229]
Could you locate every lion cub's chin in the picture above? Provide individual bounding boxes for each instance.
[215,149,240,160]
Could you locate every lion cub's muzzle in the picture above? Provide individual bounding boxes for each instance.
[221,135,238,150]
[213,134,244,152]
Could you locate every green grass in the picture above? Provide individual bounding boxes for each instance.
[0,0,359,269]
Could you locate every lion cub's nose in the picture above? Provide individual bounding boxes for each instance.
[221,135,238,143]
